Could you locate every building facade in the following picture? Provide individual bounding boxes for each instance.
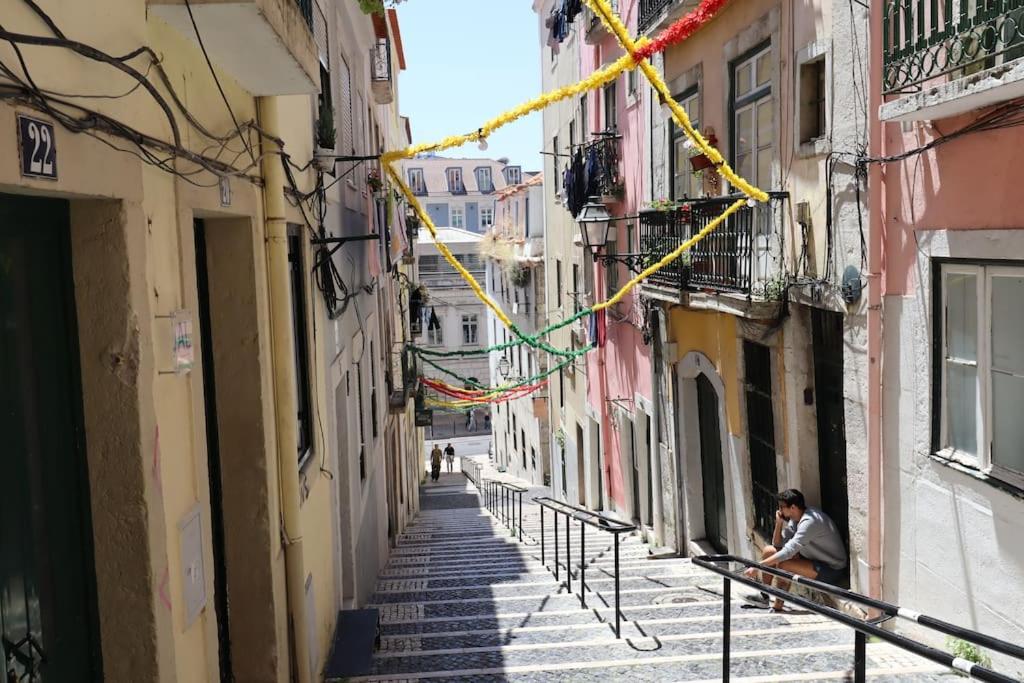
[399,155,523,233]
[872,0,1024,669]
[485,172,550,484]
[0,2,420,681]
[414,226,492,440]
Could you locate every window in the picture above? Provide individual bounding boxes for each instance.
[605,236,619,297]
[580,94,588,138]
[428,317,443,345]
[552,136,560,194]
[936,263,1024,487]
[627,66,637,98]
[532,447,537,472]
[287,230,313,463]
[513,414,518,451]
[744,341,779,538]
[559,369,565,409]
[462,314,479,345]
[505,166,522,185]
[671,90,701,200]
[799,58,826,144]
[732,44,774,189]
[556,259,563,308]
[572,263,581,314]
[446,167,465,193]
[339,54,353,154]
[569,120,576,150]
[408,168,426,195]
[481,207,494,227]
[318,65,333,149]
[369,340,378,439]
[476,167,494,193]
[451,206,464,229]
[603,81,618,131]
[521,431,527,469]
[356,362,366,480]
[560,445,567,493]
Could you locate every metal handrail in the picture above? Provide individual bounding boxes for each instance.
[693,555,1022,683]
[480,479,528,543]
[534,497,636,638]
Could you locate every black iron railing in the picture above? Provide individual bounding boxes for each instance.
[583,133,622,202]
[481,480,528,543]
[883,1,1024,94]
[534,497,635,637]
[370,38,391,83]
[639,192,788,296]
[693,555,1024,683]
[295,0,314,30]
[639,0,675,32]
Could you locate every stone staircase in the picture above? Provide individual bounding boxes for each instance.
[353,469,958,682]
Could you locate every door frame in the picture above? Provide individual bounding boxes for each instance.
[675,352,741,556]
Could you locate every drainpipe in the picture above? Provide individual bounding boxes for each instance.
[258,96,313,683]
[866,6,884,602]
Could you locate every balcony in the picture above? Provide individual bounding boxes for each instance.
[149,0,319,95]
[583,0,617,44]
[881,1,1024,121]
[371,38,394,105]
[638,193,789,314]
[638,0,699,34]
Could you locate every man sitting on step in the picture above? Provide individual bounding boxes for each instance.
[743,488,848,612]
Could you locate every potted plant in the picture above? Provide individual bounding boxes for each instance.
[367,168,384,193]
[688,129,718,173]
[314,104,336,172]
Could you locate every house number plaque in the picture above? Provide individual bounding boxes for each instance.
[17,114,58,180]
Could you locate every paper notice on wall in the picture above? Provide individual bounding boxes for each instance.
[172,310,194,375]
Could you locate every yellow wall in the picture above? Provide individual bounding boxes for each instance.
[666,307,742,435]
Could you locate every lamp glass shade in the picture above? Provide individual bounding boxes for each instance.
[577,199,611,251]
[497,357,511,378]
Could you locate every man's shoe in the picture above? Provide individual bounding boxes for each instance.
[742,591,770,606]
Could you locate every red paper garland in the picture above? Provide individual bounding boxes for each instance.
[635,0,730,61]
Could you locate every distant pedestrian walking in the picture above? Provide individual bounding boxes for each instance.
[444,443,455,473]
[466,408,478,432]
[430,444,443,482]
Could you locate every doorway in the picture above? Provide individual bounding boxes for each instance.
[0,193,101,681]
[575,424,586,506]
[194,219,233,682]
[812,309,850,551]
[696,374,728,553]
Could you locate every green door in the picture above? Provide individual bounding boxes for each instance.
[696,374,727,553]
[0,194,101,681]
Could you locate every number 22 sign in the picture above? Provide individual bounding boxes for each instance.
[17,114,57,180]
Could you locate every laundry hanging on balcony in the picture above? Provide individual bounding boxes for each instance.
[563,147,588,217]
[545,0,584,52]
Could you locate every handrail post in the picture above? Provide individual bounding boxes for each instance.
[540,505,545,566]
[565,511,572,593]
[723,576,731,682]
[553,510,560,581]
[614,533,621,638]
[854,631,866,683]
[579,522,586,608]
[518,491,523,542]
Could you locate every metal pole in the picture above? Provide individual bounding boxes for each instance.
[518,492,523,542]
[540,505,545,566]
[565,512,571,593]
[579,522,586,608]
[723,576,731,682]
[614,533,621,638]
[554,511,559,580]
[854,631,866,683]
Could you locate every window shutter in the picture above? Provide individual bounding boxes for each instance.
[339,55,353,154]
[313,2,328,67]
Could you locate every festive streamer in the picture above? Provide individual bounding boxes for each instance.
[634,0,730,60]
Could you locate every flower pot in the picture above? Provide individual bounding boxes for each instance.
[689,153,714,172]
[313,147,335,172]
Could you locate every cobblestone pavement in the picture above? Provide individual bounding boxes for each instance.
[353,462,958,682]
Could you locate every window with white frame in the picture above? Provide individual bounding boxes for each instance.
[408,168,426,195]
[732,44,773,190]
[937,262,1024,487]
[671,90,701,200]
[476,167,494,193]
[446,167,465,193]
[481,207,494,227]
[462,314,479,345]
[603,81,618,131]
[451,206,464,228]
[505,166,522,185]
[428,317,444,345]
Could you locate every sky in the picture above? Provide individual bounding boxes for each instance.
[396,0,543,172]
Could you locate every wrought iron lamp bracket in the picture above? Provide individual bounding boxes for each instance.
[599,252,648,275]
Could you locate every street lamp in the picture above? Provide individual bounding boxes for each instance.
[576,197,614,254]
[497,356,511,379]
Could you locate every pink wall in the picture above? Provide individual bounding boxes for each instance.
[580,0,653,510]
[880,115,1024,296]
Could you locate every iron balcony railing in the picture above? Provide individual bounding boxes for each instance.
[639,0,675,32]
[693,555,1024,683]
[370,38,391,83]
[883,1,1024,94]
[639,192,789,297]
[295,0,314,30]
[583,132,622,201]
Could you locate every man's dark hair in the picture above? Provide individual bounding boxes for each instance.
[777,489,806,510]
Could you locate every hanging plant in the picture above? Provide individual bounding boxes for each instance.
[367,168,383,193]
[509,263,530,288]
[554,428,566,448]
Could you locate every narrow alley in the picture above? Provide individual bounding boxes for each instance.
[352,460,955,682]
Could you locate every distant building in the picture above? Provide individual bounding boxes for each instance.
[399,156,524,233]
[485,172,549,483]
[415,226,491,439]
